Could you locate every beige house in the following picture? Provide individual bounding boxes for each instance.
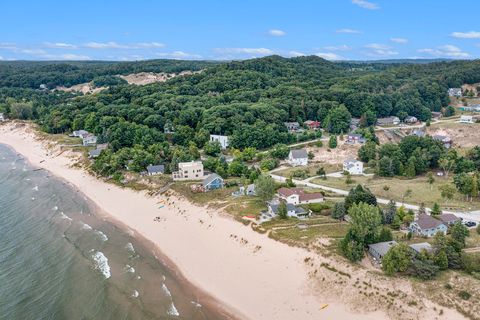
[172,161,204,181]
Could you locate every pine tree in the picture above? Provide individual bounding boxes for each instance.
[431,202,442,216]
[434,250,448,270]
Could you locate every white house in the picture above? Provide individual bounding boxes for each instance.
[343,159,363,175]
[288,149,308,166]
[448,88,462,97]
[459,115,474,124]
[210,134,229,149]
[172,161,204,181]
[277,188,324,205]
[404,116,418,124]
[0,113,5,122]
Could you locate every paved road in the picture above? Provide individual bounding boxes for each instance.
[269,173,480,224]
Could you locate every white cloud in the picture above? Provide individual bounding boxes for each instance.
[84,41,125,49]
[268,29,286,37]
[418,45,469,58]
[315,52,343,60]
[336,28,362,34]
[451,31,480,39]
[390,38,408,44]
[83,41,164,49]
[44,42,78,49]
[54,54,91,60]
[0,42,18,50]
[0,56,4,60]
[214,48,275,55]
[287,51,305,57]
[352,0,380,10]
[135,42,165,48]
[20,49,48,55]
[156,51,202,59]
[323,45,351,51]
[364,43,399,56]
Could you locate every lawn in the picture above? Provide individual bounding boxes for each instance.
[274,163,342,178]
[310,175,480,211]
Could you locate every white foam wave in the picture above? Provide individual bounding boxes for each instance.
[125,264,135,273]
[32,186,39,191]
[22,167,27,172]
[167,302,180,316]
[161,283,172,297]
[81,223,92,230]
[52,206,58,211]
[31,197,35,201]
[59,212,73,221]
[132,290,139,298]
[125,242,135,254]
[91,251,111,279]
[95,230,108,241]
[191,301,202,308]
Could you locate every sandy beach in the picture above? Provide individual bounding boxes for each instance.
[0,122,467,320]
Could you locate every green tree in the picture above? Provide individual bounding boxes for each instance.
[383,200,397,225]
[426,172,435,190]
[345,184,377,210]
[331,202,346,220]
[382,243,414,275]
[358,141,377,163]
[277,201,288,219]
[439,184,455,204]
[255,175,276,201]
[434,250,449,270]
[430,202,442,216]
[204,141,222,156]
[324,105,351,134]
[348,202,383,245]
[328,135,337,148]
[450,221,470,249]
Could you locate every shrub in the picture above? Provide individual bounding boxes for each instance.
[458,291,471,300]
[309,202,330,213]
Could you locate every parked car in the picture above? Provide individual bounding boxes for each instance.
[464,221,477,228]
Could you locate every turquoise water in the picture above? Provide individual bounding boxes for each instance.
[0,144,226,320]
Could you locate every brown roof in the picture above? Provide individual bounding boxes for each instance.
[438,214,460,224]
[277,188,323,202]
[415,214,444,230]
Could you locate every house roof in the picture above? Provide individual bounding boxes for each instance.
[284,121,300,127]
[368,241,398,256]
[202,173,223,187]
[414,214,445,230]
[438,213,460,224]
[147,164,165,174]
[377,116,400,125]
[409,242,433,253]
[433,135,451,142]
[88,149,102,157]
[304,120,320,126]
[277,187,323,202]
[343,159,362,168]
[269,202,307,215]
[290,149,308,159]
[411,129,425,137]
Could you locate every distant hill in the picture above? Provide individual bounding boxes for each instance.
[0,59,220,89]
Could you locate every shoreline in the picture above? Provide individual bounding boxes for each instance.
[1,121,441,320]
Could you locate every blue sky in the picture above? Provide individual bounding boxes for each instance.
[1,0,480,61]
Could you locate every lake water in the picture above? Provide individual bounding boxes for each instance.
[0,144,228,320]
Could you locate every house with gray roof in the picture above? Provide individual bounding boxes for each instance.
[288,149,308,166]
[267,200,310,219]
[409,242,433,254]
[438,213,461,226]
[284,122,300,132]
[343,159,363,175]
[433,135,452,148]
[368,241,398,261]
[411,129,425,137]
[409,214,447,237]
[146,164,165,176]
[377,116,400,126]
[202,173,224,191]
